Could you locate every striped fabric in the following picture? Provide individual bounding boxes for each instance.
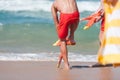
[98,0,120,65]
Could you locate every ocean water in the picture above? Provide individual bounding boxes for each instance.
[0,0,101,61]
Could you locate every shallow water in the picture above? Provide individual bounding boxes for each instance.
[0,0,101,61]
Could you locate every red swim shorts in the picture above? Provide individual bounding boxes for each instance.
[58,11,79,39]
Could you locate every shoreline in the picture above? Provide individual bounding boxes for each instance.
[0,61,120,80]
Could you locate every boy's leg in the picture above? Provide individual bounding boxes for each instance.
[57,53,63,68]
[59,40,69,70]
[68,21,79,43]
[53,22,79,46]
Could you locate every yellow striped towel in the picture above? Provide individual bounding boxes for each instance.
[98,0,120,65]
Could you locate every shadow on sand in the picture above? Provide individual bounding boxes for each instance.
[71,63,113,69]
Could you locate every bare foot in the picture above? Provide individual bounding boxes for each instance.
[53,39,76,46]
[57,56,63,68]
[53,40,61,46]
[66,39,76,45]
[64,64,70,70]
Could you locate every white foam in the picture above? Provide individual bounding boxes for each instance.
[0,0,52,12]
[77,1,100,12]
[0,0,100,12]
[0,52,97,62]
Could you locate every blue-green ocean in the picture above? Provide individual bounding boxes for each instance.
[0,0,101,61]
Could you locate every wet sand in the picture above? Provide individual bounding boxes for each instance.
[0,61,120,80]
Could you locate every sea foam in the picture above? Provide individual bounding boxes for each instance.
[0,0,100,12]
[0,52,97,62]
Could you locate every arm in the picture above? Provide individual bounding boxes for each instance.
[51,3,59,29]
[81,5,103,22]
[80,15,93,21]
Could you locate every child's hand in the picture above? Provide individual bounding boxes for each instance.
[95,16,102,22]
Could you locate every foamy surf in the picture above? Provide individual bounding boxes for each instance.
[0,0,100,12]
[0,52,97,62]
